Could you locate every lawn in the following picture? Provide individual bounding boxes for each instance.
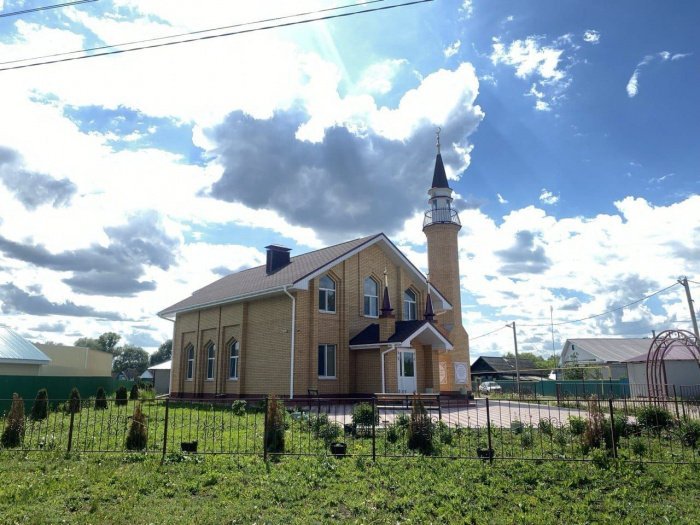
[0,452,698,524]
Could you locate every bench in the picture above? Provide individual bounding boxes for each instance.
[374,393,442,420]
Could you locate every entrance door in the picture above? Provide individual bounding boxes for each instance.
[398,349,417,393]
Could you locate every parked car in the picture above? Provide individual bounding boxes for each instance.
[479,381,502,395]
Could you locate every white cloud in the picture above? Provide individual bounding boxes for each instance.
[538,189,559,205]
[460,0,473,18]
[491,36,565,82]
[626,51,690,98]
[497,193,508,204]
[444,40,461,58]
[356,58,408,95]
[583,30,600,44]
[672,53,692,61]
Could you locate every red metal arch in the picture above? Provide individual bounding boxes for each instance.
[645,329,700,400]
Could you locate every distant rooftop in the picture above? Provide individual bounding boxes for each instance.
[0,325,51,364]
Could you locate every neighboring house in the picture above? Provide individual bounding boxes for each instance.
[471,356,549,382]
[625,347,700,398]
[113,368,140,381]
[35,343,112,377]
[159,144,471,399]
[0,325,51,375]
[147,360,171,395]
[560,338,652,379]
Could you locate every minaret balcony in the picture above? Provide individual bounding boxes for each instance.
[423,208,461,228]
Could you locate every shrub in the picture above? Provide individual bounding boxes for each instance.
[554,429,568,449]
[521,430,534,448]
[582,399,605,453]
[264,396,285,454]
[115,386,128,407]
[94,387,108,410]
[602,414,630,449]
[129,384,139,401]
[352,402,378,427]
[538,418,554,436]
[318,422,342,445]
[590,447,612,470]
[569,416,587,436]
[395,413,410,430]
[407,397,434,455]
[67,388,81,414]
[510,420,524,434]
[1,394,25,448]
[231,400,247,416]
[637,405,674,432]
[308,413,330,434]
[386,423,401,444]
[631,438,647,459]
[436,421,454,445]
[679,419,700,449]
[30,388,48,421]
[125,403,148,451]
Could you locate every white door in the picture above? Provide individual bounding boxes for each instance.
[398,349,417,393]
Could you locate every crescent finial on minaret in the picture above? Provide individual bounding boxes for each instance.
[435,127,441,154]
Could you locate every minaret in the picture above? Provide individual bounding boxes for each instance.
[422,129,471,393]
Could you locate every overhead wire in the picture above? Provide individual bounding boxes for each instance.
[469,325,507,341]
[0,0,433,72]
[0,0,97,18]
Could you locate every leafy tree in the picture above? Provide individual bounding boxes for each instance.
[149,340,172,366]
[74,337,100,351]
[503,352,558,373]
[563,351,586,380]
[112,345,149,374]
[97,332,121,355]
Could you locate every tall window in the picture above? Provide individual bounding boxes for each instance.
[363,277,379,317]
[185,344,195,380]
[229,340,240,380]
[318,344,336,378]
[404,289,417,320]
[206,342,216,380]
[318,275,336,313]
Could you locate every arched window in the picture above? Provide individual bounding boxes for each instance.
[185,344,195,380]
[206,342,216,380]
[404,289,417,320]
[228,340,240,380]
[319,275,336,313]
[363,277,379,317]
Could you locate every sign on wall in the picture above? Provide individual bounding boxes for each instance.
[439,362,447,384]
[454,362,468,385]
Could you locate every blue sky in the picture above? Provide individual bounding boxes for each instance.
[0,0,698,358]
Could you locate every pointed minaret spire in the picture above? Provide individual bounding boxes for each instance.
[380,267,394,318]
[424,274,435,322]
[431,127,450,190]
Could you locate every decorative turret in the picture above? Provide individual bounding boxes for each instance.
[423,129,461,229]
[380,268,394,318]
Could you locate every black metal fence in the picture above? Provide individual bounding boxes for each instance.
[1,394,699,464]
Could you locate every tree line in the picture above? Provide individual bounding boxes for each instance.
[73,332,171,375]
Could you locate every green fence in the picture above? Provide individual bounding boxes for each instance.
[0,375,134,411]
[492,379,630,398]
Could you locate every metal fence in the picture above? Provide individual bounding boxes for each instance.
[1,394,699,464]
[490,381,700,401]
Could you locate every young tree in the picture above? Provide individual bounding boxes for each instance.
[112,345,149,375]
[129,384,139,400]
[94,387,108,410]
[125,403,148,451]
[1,394,25,448]
[30,388,49,420]
[115,386,128,407]
[149,340,172,366]
[67,388,81,414]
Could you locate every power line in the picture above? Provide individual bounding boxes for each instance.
[0,0,433,72]
[519,281,680,328]
[0,0,387,66]
[470,325,508,340]
[0,0,97,18]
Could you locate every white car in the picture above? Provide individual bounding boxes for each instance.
[479,381,503,395]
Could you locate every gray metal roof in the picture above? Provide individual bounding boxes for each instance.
[566,338,652,363]
[0,325,51,364]
[148,359,172,371]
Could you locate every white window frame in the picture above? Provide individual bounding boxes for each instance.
[206,342,216,381]
[403,288,417,320]
[318,344,337,379]
[363,277,379,317]
[318,275,336,313]
[185,344,195,381]
[228,340,239,380]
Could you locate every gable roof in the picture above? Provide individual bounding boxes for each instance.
[349,320,453,350]
[159,233,451,318]
[625,345,700,363]
[471,356,546,376]
[563,338,652,363]
[0,325,51,365]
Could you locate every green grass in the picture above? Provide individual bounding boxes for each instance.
[0,452,698,524]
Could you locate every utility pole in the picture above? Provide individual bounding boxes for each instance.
[679,277,699,341]
[506,321,521,398]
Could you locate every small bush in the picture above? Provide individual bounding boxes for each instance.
[264,396,285,454]
[538,418,554,436]
[125,403,148,451]
[129,384,139,401]
[231,400,247,416]
[407,397,434,455]
[94,387,108,410]
[436,421,454,445]
[631,438,647,459]
[30,388,48,421]
[308,413,330,434]
[115,386,128,407]
[521,430,534,448]
[554,429,568,449]
[1,394,25,448]
[590,447,612,470]
[510,420,524,434]
[569,416,587,436]
[395,413,410,430]
[637,405,674,432]
[679,419,700,449]
[582,399,605,453]
[386,423,401,444]
[318,422,342,445]
[67,388,81,414]
[352,402,378,427]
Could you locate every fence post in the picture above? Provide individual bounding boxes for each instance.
[672,385,681,420]
[67,409,75,453]
[263,396,269,462]
[485,397,493,464]
[607,398,617,459]
[371,397,377,461]
[161,397,170,463]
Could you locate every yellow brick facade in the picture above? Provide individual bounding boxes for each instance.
[170,242,450,398]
